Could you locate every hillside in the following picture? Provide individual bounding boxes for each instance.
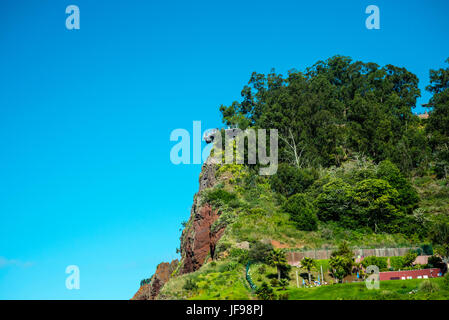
[132,156,448,300]
[132,56,449,300]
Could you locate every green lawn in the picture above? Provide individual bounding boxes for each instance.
[284,278,449,300]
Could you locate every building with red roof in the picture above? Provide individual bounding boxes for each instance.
[379,268,442,281]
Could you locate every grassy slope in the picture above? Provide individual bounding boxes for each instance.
[159,261,253,300]
[285,278,449,300]
[161,260,449,300]
[215,164,417,252]
[413,176,449,218]
[159,164,448,300]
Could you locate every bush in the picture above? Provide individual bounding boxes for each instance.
[418,280,439,293]
[255,282,276,300]
[353,178,401,233]
[403,251,418,267]
[390,256,405,270]
[377,160,419,213]
[329,255,352,282]
[283,194,318,231]
[205,188,236,205]
[229,248,249,264]
[279,278,289,290]
[218,261,238,272]
[270,164,318,197]
[248,242,273,263]
[278,292,289,300]
[183,278,198,292]
[443,273,449,289]
[421,243,434,255]
[315,178,353,223]
[427,255,445,270]
[270,278,279,287]
[361,256,388,271]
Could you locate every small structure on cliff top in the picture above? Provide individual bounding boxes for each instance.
[203,126,241,144]
[203,128,218,143]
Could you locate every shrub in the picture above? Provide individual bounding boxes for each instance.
[255,282,276,300]
[248,242,273,263]
[353,178,401,233]
[361,256,388,271]
[443,273,449,289]
[283,194,318,231]
[211,211,235,233]
[390,256,405,270]
[377,160,419,213]
[427,255,445,270]
[418,280,439,293]
[278,292,289,300]
[403,251,418,267]
[329,255,352,283]
[215,241,232,256]
[315,178,353,223]
[183,278,198,292]
[279,278,289,290]
[421,243,434,255]
[229,248,249,264]
[270,164,318,197]
[331,242,354,260]
[218,261,238,272]
[205,188,236,205]
[270,278,279,287]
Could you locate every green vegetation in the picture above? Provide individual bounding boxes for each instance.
[158,56,449,300]
[268,249,289,281]
[159,261,251,300]
[255,282,276,300]
[286,278,449,300]
[283,194,318,231]
[301,257,316,283]
[361,257,388,271]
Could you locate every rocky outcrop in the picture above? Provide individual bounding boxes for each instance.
[198,160,217,191]
[131,260,178,300]
[179,161,225,274]
[179,203,226,274]
[132,159,225,299]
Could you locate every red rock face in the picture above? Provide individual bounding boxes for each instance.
[180,203,225,274]
[178,161,226,274]
[131,260,178,300]
[131,161,223,299]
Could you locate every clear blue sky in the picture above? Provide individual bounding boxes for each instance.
[0,0,448,299]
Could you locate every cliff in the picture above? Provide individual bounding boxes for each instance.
[178,160,227,274]
[131,260,178,300]
[132,159,225,299]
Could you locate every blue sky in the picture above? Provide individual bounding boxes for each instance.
[0,0,448,299]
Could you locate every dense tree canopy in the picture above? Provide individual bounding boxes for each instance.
[426,58,449,178]
[217,56,449,245]
[220,56,426,171]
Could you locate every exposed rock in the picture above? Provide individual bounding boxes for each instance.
[179,202,226,274]
[178,160,227,274]
[132,158,225,299]
[199,161,217,191]
[235,241,250,250]
[131,259,178,300]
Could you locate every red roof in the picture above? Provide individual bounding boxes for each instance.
[379,268,442,281]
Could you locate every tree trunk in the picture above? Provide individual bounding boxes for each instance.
[308,272,311,283]
[278,268,281,281]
